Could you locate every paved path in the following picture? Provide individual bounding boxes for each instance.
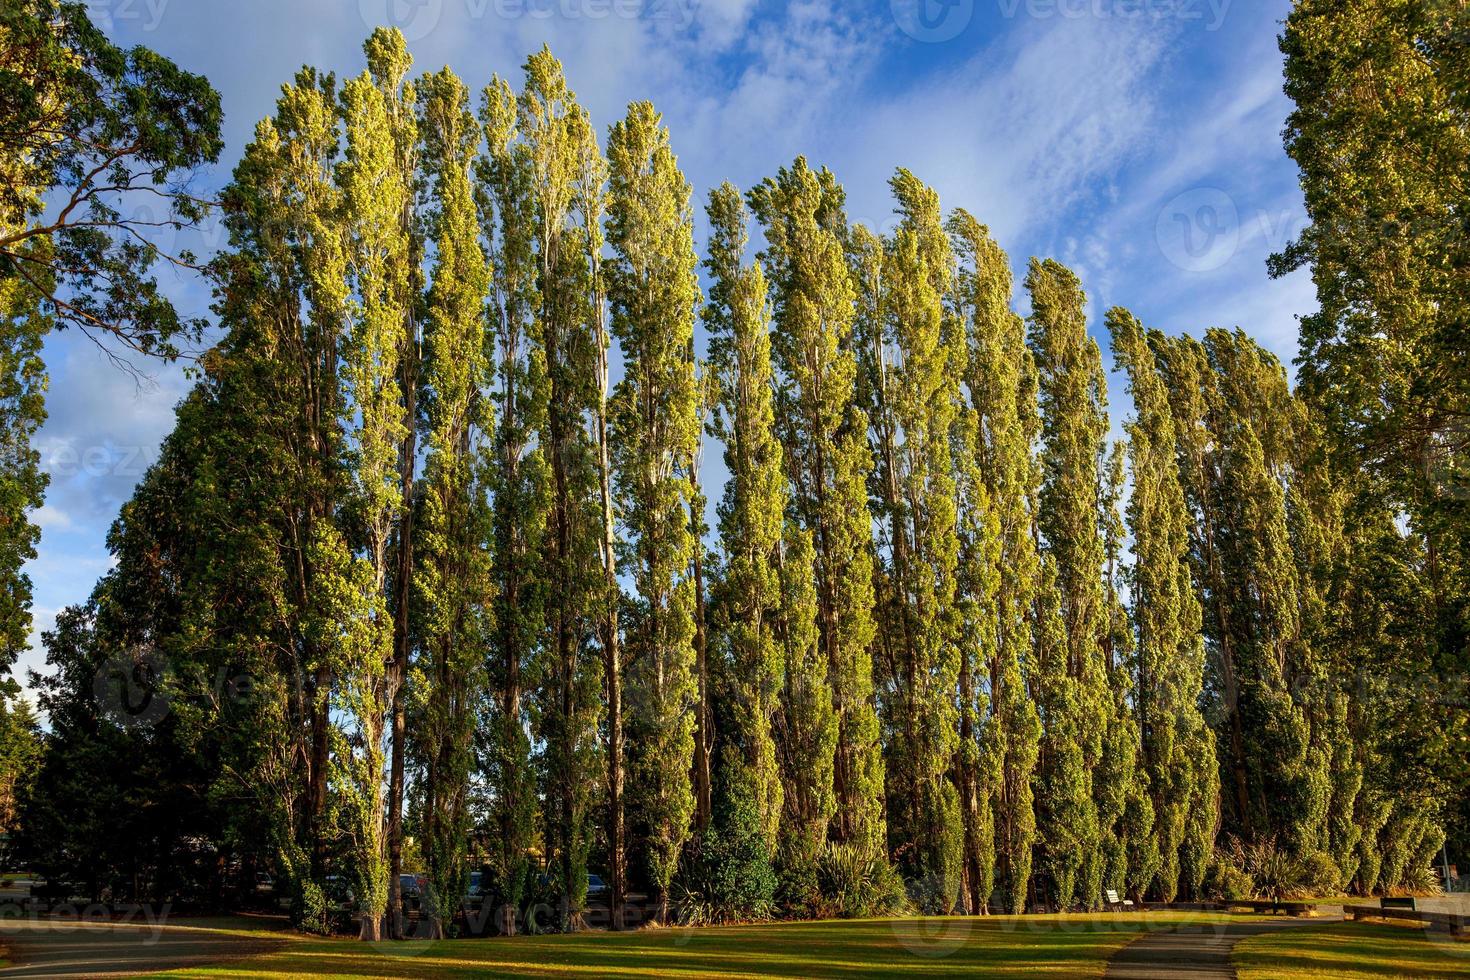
[1105,915,1342,980]
[0,918,284,979]
[1418,894,1470,916]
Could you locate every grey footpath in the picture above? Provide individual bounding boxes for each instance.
[1105,915,1343,980]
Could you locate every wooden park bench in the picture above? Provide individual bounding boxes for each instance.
[1105,889,1136,912]
[1226,898,1318,916]
[1346,901,1465,937]
[1380,895,1417,912]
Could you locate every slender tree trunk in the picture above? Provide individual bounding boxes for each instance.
[308,661,331,878]
[604,595,625,931]
[359,684,388,943]
[548,310,584,933]
[958,639,980,915]
[497,322,524,939]
[387,330,419,940]
[691,464,712,832]
[598,437,624,927]
[593,268,625,932]
[423,722,440,935]
[1200,505,1250,839]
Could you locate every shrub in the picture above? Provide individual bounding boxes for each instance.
[1202,850,1252,901]
[817,842,908,919]
[292,878,332,936]
[905,871,960,916]
[773,841,822,919]
[1400,863,1443,897]
[1299,850,1342,898]
[675,788,777,925]
[1240,837,1306,901]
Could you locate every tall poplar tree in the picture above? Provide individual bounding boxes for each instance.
[1153,329,1323,856]
[607,100,702,925]
[750,158,885,858]
[362,28,424,938]
[1108,308,1217,901]
[520,48,604,926]
[209,68,348,929]
[336,54,413,940]
[941,216,998,916]
[1277,0,1468,848]
[566,95,629,931]
[1287,417,1364,886]
[1026,258,1108,910]
[1098,440,1154,901]
[475,71,544,935]
[949,373,999,915]
[413,65,491,938]
[704,183,784,852]
[949,213,1041,915]
[857,170,962,909]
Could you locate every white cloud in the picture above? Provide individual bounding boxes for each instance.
[827,14,1170,247]
[32,505,73,532]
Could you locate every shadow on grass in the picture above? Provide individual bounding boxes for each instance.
[143,913,1253,980]
[1234,920,1470,979]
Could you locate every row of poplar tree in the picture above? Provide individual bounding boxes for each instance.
[10,10,1457,944]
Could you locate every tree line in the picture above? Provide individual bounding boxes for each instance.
[2,0,1465,943]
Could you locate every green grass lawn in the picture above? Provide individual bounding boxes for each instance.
[1235,919,1470,979]
[137,912,1245,979]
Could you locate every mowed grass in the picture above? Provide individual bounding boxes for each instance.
[137,912,1244,979]
[1235,919,1470,979]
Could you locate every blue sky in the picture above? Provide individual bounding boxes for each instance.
[22,0,1315,692]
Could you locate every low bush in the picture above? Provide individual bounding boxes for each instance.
[292,879,333,936]
[816,842,907,919]
[675,788,777,925]
[773,842,822,919]
[1299,850,1342,897]
[1238,837,1306,901]
[1202,850,1253,901]
[1398,863,1443,897]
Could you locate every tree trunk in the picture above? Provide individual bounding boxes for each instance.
[386,329,419,940]
[958,636,980,915]
[308,661,332,879]
[592,229,625,932]
[691,494,712,832]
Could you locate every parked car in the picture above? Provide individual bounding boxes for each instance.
[398,872,423,912]
[30,878,85,904]
[464,871,484,906]
[322,875,354,910]
[460,871,488,932]
[536,870,610,901]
